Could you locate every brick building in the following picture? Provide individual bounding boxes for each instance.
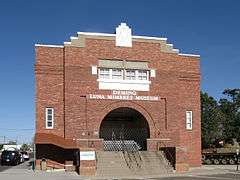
[35,23,201,175]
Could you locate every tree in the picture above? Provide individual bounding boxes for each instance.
[201,89,240,148]
[219,88,240,141]
[0,144,3,150]
[20,144,30,151]
[201,91,225,148]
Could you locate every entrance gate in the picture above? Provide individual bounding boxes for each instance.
[99,107,150,150]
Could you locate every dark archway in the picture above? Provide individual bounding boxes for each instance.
[99,107,150,150]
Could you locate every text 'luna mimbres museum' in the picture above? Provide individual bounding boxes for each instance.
[35,23,201,175]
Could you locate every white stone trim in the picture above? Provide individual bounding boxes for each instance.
[173,49,180,53]
[76,32,168,41]
[64,42,71,45]
[132,35,167,41]
[150,69,156,77]
[179,53,200,57]
[97,79,151,91]
[70,36,78,40]
[77,32,115,37]
[91,66,97,75]
[97,79,151,84]
[35,44,64,48]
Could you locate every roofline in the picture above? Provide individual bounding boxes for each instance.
[35,35,200,57]
[179,53,200,57]
[77,32,115,37]
[77,32,168,41]
[133,35,167,41]
[35,44,64,48]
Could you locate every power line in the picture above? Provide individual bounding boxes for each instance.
[0,128,34,131]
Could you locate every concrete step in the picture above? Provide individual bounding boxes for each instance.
[96,151,173,176]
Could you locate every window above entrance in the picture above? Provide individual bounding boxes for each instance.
[98,68,149,81]
[97,60,152,91]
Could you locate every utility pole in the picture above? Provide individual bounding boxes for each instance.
[237,149,239,171]
[0,136,6,144]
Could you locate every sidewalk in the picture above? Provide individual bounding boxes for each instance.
[0,165,240,180]
[187,165,240,175]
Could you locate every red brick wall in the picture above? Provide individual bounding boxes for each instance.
[35,37,201,167]
[35,47,64,137]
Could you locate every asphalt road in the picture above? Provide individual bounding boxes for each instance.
[0,159,32,172]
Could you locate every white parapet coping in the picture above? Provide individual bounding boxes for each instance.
[77,31,168,41]
[77,32,115,37]
[132,35,167,41]
[173,49,180,53]
[179,53,200,57]
[64,42,71,45]
[35,44,64,48]
[70,36,78,40]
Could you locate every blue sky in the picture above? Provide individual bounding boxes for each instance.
[0,0,239,143]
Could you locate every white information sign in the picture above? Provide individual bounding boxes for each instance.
[80,151,96,161]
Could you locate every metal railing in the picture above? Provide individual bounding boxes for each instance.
[121,138,133,168]
[120,132,142,168]
[102,130,143,169]
[158,141,175,169]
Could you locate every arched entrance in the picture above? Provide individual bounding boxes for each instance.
[99,107,150,150]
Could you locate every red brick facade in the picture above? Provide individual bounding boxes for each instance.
[35,26,201,173]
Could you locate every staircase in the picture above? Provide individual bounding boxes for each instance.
[96,151,174,177]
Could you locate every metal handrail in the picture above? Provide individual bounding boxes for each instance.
[120,138,142,168]
[120,134,132,168]
[134,143,143,168]
[111,131,120,151]
[123,141,133,168]
[158,141,175,169]
[131,150,141,168]
[133,143,142,161]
